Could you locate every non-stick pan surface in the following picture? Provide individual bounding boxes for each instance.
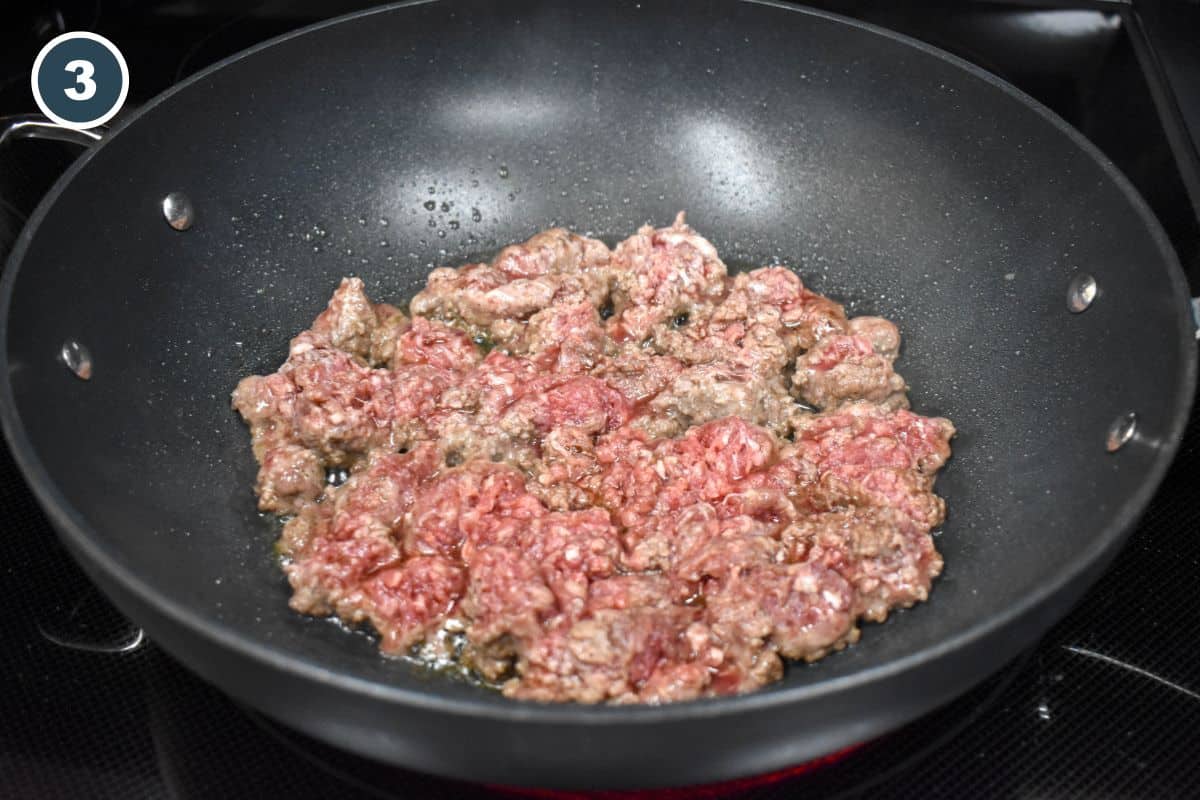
[1,0,1195,789]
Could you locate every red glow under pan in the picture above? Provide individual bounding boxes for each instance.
[491,744,864,799]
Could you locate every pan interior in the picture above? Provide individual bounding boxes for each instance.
[2,0,1192,715]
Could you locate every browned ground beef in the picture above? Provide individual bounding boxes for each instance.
[233,212,955,704]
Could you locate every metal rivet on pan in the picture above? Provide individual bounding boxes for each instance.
[1106,411,1137,453]
[162,192,194,230]
[1066,273,1097,313]
[60,339,93,380]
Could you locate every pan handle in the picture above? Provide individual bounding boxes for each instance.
[0,113,106,149]
[0,114,144,653]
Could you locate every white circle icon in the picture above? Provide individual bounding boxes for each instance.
[31,31,129,130]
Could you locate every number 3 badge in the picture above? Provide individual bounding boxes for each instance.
[32,32,129,130]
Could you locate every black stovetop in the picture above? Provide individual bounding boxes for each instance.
[2,3,1198,798]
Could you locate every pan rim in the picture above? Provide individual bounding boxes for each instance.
[1,0,1196,726]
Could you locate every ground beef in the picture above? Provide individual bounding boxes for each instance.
[509,606,722,704]
[782,507,942,623]
[608,212,728,342]
[234,214,955,704]
[591,344,683,406]
[361,556,467,655]
[253,443,323,514]
[792,317,908,411]
[640,362,796,438]
[409,228,612,346]
[395,316,482,371]
[310,277,384,361]
[368,302,409,367]
[278,444,442,612]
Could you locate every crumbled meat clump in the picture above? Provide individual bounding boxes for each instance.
[233,212,955,704]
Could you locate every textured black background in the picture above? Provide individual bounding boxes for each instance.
[2,2,1198,798]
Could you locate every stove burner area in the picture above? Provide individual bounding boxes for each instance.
[231,653,1025,799]
[486,746,864,800]
[2,2,1200,798]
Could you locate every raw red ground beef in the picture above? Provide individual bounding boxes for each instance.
[233,212,955,704]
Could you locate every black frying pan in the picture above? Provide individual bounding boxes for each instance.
[1,0,1196,790]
